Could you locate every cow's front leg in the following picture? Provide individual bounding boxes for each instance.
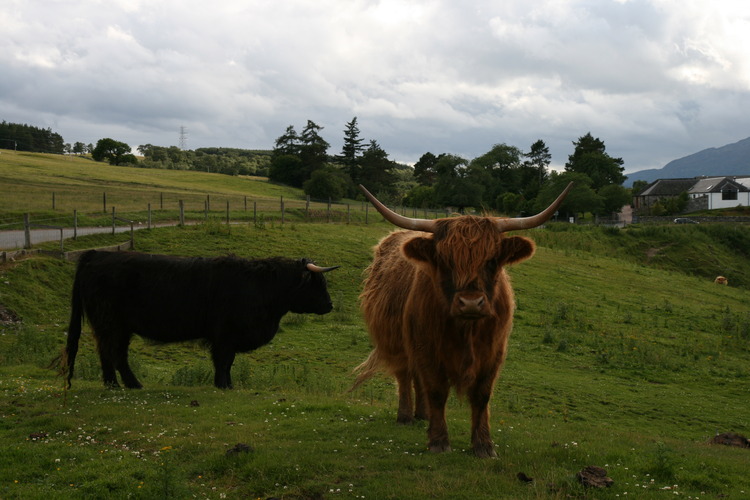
[469,373,497,458]
[211,348,235,389]
[394,367,415,424]
[425,382,451,453]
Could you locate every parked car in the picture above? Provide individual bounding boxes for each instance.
[673,217,699,224]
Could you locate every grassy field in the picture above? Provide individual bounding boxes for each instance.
[1,152,749,499]
[0,149,375,229]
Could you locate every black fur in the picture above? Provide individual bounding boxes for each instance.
[65,250,335,389]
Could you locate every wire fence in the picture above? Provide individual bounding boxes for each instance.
[0,192,452,252]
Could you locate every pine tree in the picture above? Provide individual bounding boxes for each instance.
[339,117,365,182]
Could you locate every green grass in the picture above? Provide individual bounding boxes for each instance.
[2,222,749,499]
[1,151,749,498]
[0,149,373,229]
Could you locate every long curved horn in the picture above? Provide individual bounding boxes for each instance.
[306,262,340,273]
[496,182,573,232]
[359,185,437,233]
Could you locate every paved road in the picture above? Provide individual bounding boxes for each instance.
[0,224,149,251]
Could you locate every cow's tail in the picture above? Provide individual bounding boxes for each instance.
[60,253,90,388]
[347,348,383,393]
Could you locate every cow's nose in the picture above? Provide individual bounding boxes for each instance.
[456,294,486,317]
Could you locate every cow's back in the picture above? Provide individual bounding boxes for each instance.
[76,251,213,341]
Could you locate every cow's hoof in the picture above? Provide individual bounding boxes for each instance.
[396,414,414,425]
[428,440,451,454]
[473,443,497,458]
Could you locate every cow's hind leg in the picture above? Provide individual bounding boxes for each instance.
[413,374,428,421]
[114,333,142,389]
[94,329,120,388]
[394,368,415,424]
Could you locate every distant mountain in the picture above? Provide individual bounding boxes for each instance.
[625,136,750,186]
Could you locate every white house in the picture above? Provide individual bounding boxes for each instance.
[687,176,750,210]
[634,176,750,213]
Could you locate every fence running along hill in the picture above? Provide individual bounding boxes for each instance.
[0,191,452,253]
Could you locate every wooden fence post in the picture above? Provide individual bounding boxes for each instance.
[226,200,230,225]
[23,213,31,249]
[253,201,257,224]
[73,209,78,240]
[52,192,56,211]
[148,203,152,229]
[281,196,285,224]
[103,192,107,213]
[111,207,116,235]
[179,200,185,226]
[327,198,331,223]
[306,195,310,219]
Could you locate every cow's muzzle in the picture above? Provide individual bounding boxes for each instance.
[452,291,488,319]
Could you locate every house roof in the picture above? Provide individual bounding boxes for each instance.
[637,176,750,196]
[638,178,696,197]
[689,177,750,194]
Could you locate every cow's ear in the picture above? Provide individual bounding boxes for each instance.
[402,236,436,264]
[498,236,535,265]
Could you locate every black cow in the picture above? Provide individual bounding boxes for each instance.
[63,250,338,389]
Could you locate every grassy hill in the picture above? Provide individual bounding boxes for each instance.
[1,151,749,499]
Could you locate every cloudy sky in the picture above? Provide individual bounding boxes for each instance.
[2,0,749,174]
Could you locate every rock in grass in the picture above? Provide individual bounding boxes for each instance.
[577,466,614,488]
[225,443,254,455]
[710,432,750,448]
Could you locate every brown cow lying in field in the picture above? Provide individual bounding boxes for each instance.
[352,183,572,457]
[714,276,728,285]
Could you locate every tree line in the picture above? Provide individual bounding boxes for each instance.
[268,118,631,218]
[0,121,65,154]
[3,118,638,218]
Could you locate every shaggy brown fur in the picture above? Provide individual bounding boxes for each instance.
[353,216,536,458]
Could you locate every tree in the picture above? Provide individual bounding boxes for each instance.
[598,184,632,215]
[413,152,439,186]
[468,143,525,209]
[299,120,330,177]
[270,125,306,186]
[565,133,625,190]
[303,166,349,201]
[268,154,306,187]
[358,140,397,196]
[535,172,602,220]
[273,125,301,157]
[403,185,436,208]
[73,142,87,155]
[524,139,551,185]
[433,154,483,210]
[92,138,136,166]
[338,117,365,182]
